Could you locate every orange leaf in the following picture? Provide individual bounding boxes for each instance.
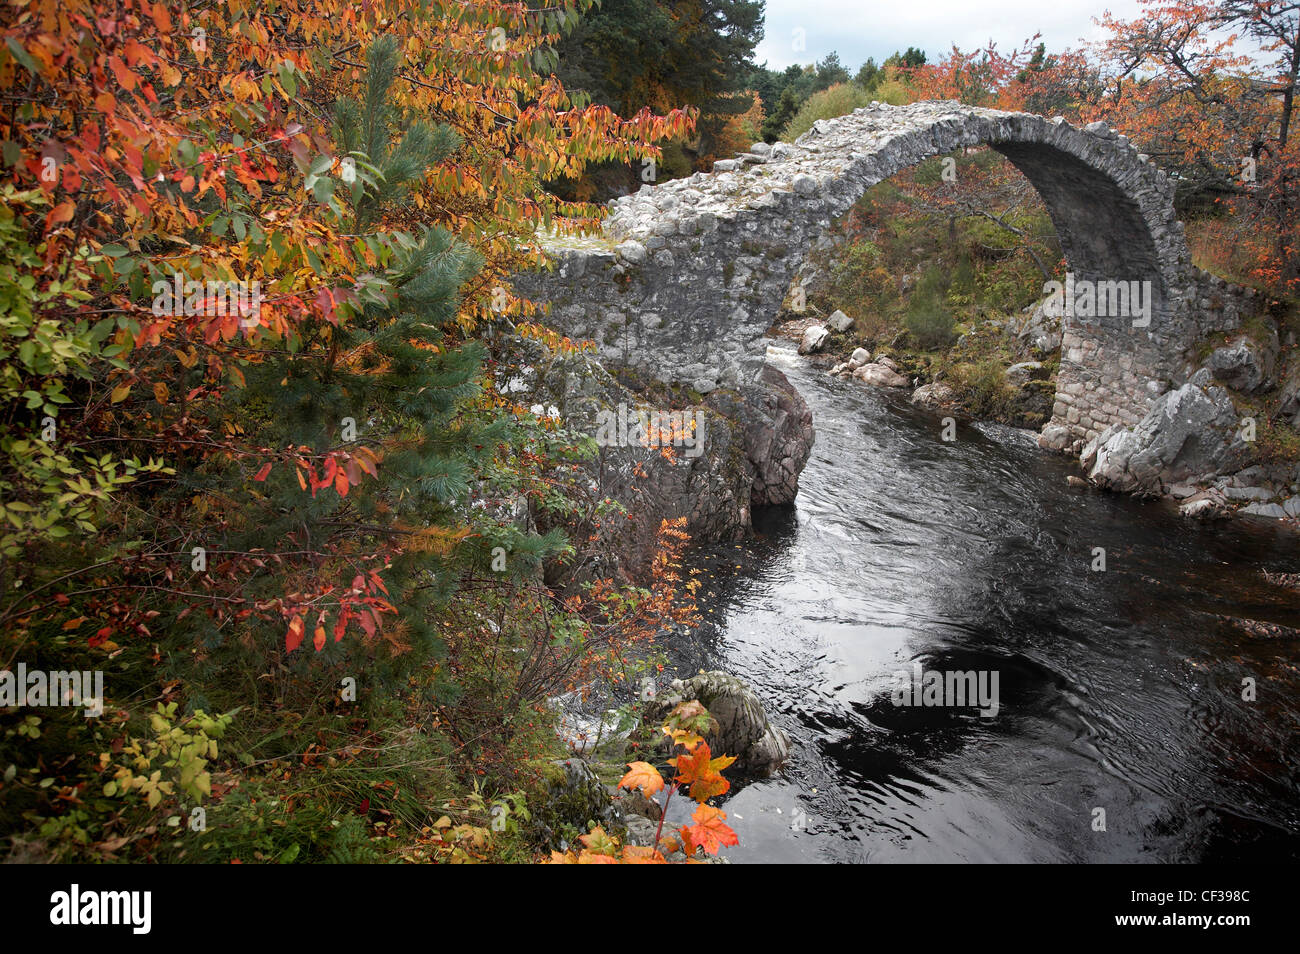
[680,803,738,856]
[253,463,272,482]
[45,200,75,231]
[618,761,665,797]
[108,56,136,91]
[313,625,326,652]
[150,3,172,32]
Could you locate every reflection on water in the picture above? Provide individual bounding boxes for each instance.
[666,346,1300,863]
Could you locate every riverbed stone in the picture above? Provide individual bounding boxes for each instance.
[911,381,958,409]
[798,325,830,354]
[1081,378,1249,494]
[855,363,910,388]
[645,671,791,777]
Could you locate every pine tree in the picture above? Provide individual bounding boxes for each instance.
[165,36,563,692]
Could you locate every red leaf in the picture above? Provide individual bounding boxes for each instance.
[285,615,305,653]
[253,462,272,482]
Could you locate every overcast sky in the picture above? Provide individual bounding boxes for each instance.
[753,0,1148,72]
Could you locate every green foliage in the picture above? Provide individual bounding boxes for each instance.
[0,186,174,559]
[905,266,957,350]
[102,704,236,807]
[946,359,1015,419]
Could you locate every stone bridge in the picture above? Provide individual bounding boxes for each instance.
[516,100,1259,454]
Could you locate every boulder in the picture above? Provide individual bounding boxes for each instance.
[1080,374,1249,494]
[1205,333,1277,393]
[826,309,855,333]
[1006,361,1044,386]
[645,671,791,777]
[1243,502,1289,519]
[715,364,816,507]
[848,347,872,369]
[1011,298,1063,353]
[910,381,958,410]
[798,324,830,355]
[1180,489,1230,520]
[855,363,910,388]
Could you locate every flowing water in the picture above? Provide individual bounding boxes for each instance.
[663,345,1300,863]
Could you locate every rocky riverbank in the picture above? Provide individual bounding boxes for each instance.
[781,297,1300,528]
[494,334,815,583]
[537,670,790,861]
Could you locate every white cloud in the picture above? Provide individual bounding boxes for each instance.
[754,0,1147,72]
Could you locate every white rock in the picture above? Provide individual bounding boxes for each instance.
[798,325,830,355]
[826,309,854,333]
[854,363,909,388]
[615,240,647,264]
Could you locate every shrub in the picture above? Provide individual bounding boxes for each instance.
[905,266,957,350]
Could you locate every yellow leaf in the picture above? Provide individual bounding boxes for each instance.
[110,384,131,403]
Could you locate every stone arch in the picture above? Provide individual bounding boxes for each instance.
[515,101,1231,450]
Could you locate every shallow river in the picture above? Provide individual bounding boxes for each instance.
[664,346,1300,863]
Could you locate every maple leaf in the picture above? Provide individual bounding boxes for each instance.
[620,845,667,864]
[670,741,734,802]
[680,804,738,856]
[618,760,665,797]
[577,826,619,857]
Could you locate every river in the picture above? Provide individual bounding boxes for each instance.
[663,345,1300,863]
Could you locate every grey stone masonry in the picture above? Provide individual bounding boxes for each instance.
[512,100,1267,450]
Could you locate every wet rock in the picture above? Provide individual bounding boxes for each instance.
[848,347,872,368]
[1180,489,1230,520]
[645,671,791,777]
[1243,502,1289,519]
[854,363,910,388]
[1205,334,1277,393]
[1081,376,1249,494]
[715,364,816,507]
[798,325,830,355]
[911,381,958,410]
